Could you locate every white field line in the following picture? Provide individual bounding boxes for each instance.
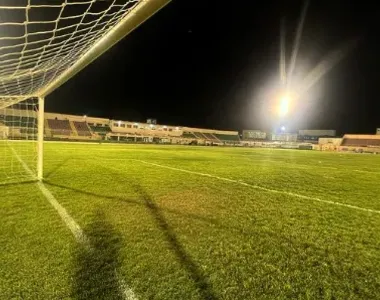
[85,157,379,175]
[10,147,138,300]
[133,159,380,215]
[239,156,339,170]
[353,169,380,174]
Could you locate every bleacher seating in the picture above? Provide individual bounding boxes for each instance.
[183,132,196,139]
[202,133,213,139]
[202,133,220,142]
[193,132,204,139]
[47,119,72,136]
[89,124,111,135]
[215,133,240,142]
[0,115,37,127]
[73,121,91,136]
[19,128,37,134]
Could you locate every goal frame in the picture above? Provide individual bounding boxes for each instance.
[1,0,170,181]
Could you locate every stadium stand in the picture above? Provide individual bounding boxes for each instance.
[89,124,112,135]
[47,119,72,136]
[201,132,210,139]
[0,115,37,128]
[201,132,220,142]
[215,133,240,142]
[341,136,380,147]
[193,132,205,139]
[4,109,244,145]
[73,121,92,136]
[183,132,197,139]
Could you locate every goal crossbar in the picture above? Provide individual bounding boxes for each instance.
[38,0,170,98]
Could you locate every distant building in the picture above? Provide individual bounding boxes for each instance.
[298,130,336,137]
[377,128,380,135]
[268,133,298,142]
[242,130,267,140]
[147,118,157,125]
[298,129,336,142]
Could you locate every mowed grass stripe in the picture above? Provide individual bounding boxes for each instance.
[43,143,380,211]
[37,143,380,299]
[52,154,380,299]
[127,159,379,215]
[10,145,139,300]
[0,181,77,299]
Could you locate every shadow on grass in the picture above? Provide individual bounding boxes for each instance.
[44,181,248,238]
[71,210,124,300]
[131,182,218,300]
[45,180,219,299]
[0,179,37,188]
[44,158,70,179]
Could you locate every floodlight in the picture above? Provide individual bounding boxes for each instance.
[279,96,290,116]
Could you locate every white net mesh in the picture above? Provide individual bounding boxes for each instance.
[0,0,144,109]
[0,0,168,183]
[0,98,38,183]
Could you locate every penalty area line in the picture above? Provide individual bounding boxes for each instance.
[10,147,138,300]
[133,159,380,215]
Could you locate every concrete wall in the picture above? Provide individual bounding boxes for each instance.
[318,138,342,146]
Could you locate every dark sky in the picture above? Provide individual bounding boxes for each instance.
[46,0,380,135]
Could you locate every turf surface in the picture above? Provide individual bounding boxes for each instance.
[1,142,380,299]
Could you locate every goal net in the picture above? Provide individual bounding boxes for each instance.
[0,98,38,183]
[0,0,170,184]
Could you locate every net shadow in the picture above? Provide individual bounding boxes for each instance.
[44,181,253,239]
[71,209,124,300]
[45,180,219,299]
[43,157,70,179]
[44,180,253,240]
[0,179,37,188]
[131,182,219,300]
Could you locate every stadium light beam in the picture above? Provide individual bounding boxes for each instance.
[287,0,310,90]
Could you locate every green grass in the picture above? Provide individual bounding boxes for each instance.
[1,142,380,299]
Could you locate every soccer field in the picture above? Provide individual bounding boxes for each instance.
[1,143,380,299]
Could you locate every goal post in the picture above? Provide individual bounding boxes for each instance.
[37,97,44,180]
[0,0,171,184]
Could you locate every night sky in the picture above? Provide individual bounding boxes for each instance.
[46,0,380,135]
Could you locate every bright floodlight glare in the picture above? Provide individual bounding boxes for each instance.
[279,96,290,116]
[281,126,286,131]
